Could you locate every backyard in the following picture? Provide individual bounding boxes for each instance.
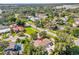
[25,26,38,35]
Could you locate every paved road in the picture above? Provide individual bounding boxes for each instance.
[28,23,57,37]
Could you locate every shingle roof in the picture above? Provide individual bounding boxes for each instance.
[34,38,51,47]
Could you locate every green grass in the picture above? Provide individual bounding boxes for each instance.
[27,21,34,25]
[25,26,37,35]
[12,32,17,36]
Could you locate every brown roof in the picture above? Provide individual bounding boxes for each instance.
[34,38,51,47]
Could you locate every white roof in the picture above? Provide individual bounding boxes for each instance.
[0,28,10,33]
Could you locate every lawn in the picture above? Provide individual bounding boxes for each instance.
[25,26,37,35]
[27,21,34,25]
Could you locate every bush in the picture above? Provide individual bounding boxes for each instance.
[21,39,26,44]
[72,28,79,38]
[2,33,9,39]
[16,20,26,26]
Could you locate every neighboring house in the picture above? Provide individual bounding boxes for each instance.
[74,39,79,46]
[61,16,68,22]
[59,26,65,30]
[34,17,41,20]
[4,42,22,55]
[10,24,24,32]
[35,12,48,19]
[73,19,79,27]
[33,38,53,54]
[0,25,9,30]
[75,20,79,25]
[26,16,41,21]
[26,16,35,21]
[0,28,10,34]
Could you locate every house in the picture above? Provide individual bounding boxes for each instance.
[0,28,10,34]
[26,16,40,21]
[34,17,40,20]
[4,42,22,55]
[10,24,24,32]
[61,16,68,22]
[34,38,53,47]
[26,16,35,21]
[33,38,53,54]
[75,20,79,25]
[35,12,48,19]
[73,19,79,27]
[74,39,79,46]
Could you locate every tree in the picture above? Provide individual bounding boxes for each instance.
[30,46,48,55]
[49,24,59,30]
[16,38,21,43]
[0,41,9,54]
[16,19,26,26]
[69,46,79,55]
[52,31,75,55]
[23,38,32,55]
[39,31,49,38]
[59,45,79,55]
[8,16,16,22]
[21,39,26,44]
[67,16,74,25]
[35,20,44,28]
[30,32,38,40]
[72,28,79,38]
[0,46,4,54]
[55,19,65,25]
[23,38,48,55]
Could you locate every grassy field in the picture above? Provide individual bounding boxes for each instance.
[25,26,37,35]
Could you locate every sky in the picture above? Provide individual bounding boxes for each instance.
[0,0,79,4]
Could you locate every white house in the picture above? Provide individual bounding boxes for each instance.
[0,28,10,33]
